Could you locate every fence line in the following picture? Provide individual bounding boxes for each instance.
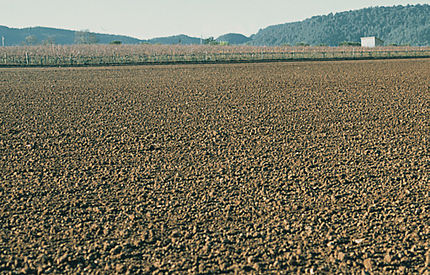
[1,49,430,67]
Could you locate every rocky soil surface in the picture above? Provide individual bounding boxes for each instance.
[1,59,429,273]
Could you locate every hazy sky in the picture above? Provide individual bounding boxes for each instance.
[2,0,430,39]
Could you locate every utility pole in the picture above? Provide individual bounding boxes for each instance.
[1,36,4,47]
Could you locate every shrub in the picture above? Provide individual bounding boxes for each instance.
[339,41,361,46]
[295,42,310,47]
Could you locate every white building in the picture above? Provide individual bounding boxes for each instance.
[361,37,384,48]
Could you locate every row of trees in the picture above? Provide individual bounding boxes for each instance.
[23,30,100,46]
[74,30,99,44]
[203,37,229,45]
[24,35,57,46]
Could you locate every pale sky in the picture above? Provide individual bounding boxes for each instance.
[2,0,430,39]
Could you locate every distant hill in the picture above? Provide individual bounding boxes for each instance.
[216,33,251,45]
[1,4,430,46]
[0,26,143,46]
[148,34,201,45]
[0,26,206,46]
[251,4,430,46]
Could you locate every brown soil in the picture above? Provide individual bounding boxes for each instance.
[1,59,429,273]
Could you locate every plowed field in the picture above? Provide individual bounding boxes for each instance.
[1,59,429,273]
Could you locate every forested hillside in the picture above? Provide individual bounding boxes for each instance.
[148,34,201,45]
[216,33,251,44]
[251,4,430,46]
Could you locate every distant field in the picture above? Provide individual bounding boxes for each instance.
[1,59,429,273]
[1,44,430,66]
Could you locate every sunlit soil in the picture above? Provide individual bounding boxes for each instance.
[1,59,429,273]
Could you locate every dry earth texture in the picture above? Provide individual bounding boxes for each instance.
[0,59,429,274]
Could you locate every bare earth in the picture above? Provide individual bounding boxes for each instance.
[1,59,429,273]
